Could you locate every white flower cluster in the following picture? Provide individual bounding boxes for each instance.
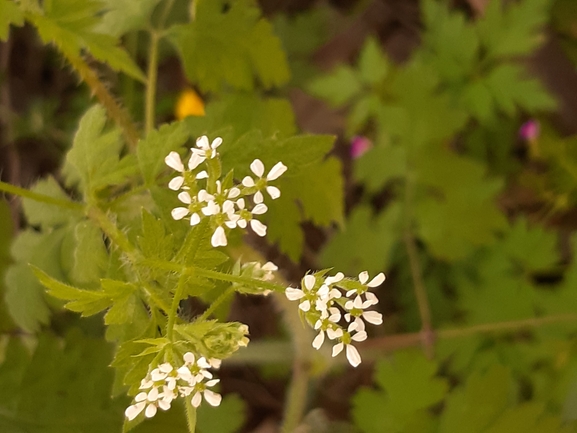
[125,352,222,421]
[165,136,287,247]
[285,271,385,367]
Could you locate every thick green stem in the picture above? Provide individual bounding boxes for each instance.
[0,180,84,211]
[144,31,159,135]
[166,273,188,341]
[185,396,197,433]
[140,258,286,293]
[87,207,138,259]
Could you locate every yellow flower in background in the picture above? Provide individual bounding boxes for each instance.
[175,88,205,119]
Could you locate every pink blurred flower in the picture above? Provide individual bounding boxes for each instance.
[350,136,372,159]
[519,120,540,141]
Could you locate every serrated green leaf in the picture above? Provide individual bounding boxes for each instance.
[30,0,145,81]
[439,364,512,433]
[21,176,78,229]
[501,218,558,271]
[357,37,389,86]
[0,331,124,433]
[308,65,362,107]
[197,394,246,433]
[320,203,402,275]
[96,0,161,36]
[265,194,303,260]
[352,351,448,433]
[138,121,190,186]
[354,144,407,192]
[477,0,551,58]
[485,403,569,433]
[170,0,290,92]
[0,0,24,41]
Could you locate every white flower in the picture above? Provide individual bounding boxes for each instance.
[358,271,386,287]
[331,323,366,368]
[165,151,187,191]
[189,136,222,169]
[242,159,287,203]
[190,379,222,408]
[233,198,268,237]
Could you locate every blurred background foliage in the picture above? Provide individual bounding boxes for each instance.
[3,0,577,432]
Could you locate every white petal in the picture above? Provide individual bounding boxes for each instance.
[158,399,171,410]
[228,187,241,198]
[211,226,227,247]
[266,162,287,180]
[188,152,205,170]
[236,198,245,209]
[196,170,208,179]
[209,358,222,369]
[346,344,362,367]
[266,186,281,199]
[358,271,369,285]
[190,213,201,226]
[197,190,213,202]
[222,200,234,214]
[242,176,255,187]
[147,387,160,401]
[344,300,354,310]
[354,317,366,332]
[253,191,264,204]
[285,287,305,300]
[165,151,184,172]
[145,403,157,418]
[178,191,192,204]
[365,292,379,306]
[252,203,268,215]
[211,137,223,149]
[346,289,357,297]
[312,331,325,350]
[159,363,172,373]
[169,176,185,190]
[191,392,202,408]
[299,300,311,311]
[325,272,344,285]
[135,392,148,402]
[225,220,237,229]
[352,331,367,342]
[171,207,189,220]
[196,136,210,150]
[363,311,383,325]
[250,219,267,237]
[125,402,145,420]
[327,327,343,339]
[202,201,219,216]
[250,159,265,177]
[197,357,211,369]
[205,378,219,387]
[183,352,195,363]
[317,284,329,297]
[303,275,316,291]
[262,262,278,271]
[347,322,359,333]
[332,343,344,357]
[353,296,364,309]
[204,390,222,406]
[368,273,386,287]
[237,219,247,228]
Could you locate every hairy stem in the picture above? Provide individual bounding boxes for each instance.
[167,273,188,341]
[198,286,236,322]
[403,174,434,358]
[185,396,197,433]
[0,180,84,211]
[66,54,140,150]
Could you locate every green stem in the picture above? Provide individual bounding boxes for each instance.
[141,282,172,314]
[403,174,434,358]
[140,258,286,293]
[0,180,84,211]
[185,396,197,433]
[144,31,159,135]
[167,273,188,341]
[87,207,138,258]
[66,53,140,150]
[198,286,236,322]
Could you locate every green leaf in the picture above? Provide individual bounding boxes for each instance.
[64,105,128,196]
[170,0,290,92]
[21,176,78,229]
[69,221,108,285]
[439,364,512,433]
[320,203,402,275]
[96,0,161,36]
[30,0,145,81]
[352,350,448,433]
[0,0,24,41]
[137,121,190,186]
[485,403,570,433]
[308,65,362,107]
[0,331,125,433]
[357,37,389,86]
[197,394,246,433]
[354,144,407,192]
[477,0,551,58]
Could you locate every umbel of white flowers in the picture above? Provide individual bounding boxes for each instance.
[165,136,287,247]
[286,270,385,367]
[125,352,223,421]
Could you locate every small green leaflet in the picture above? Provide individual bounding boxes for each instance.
[95,0,161,37]
[308,66,362,107]
[28,0,145,81]
[170,0,290,92]
[0,0,23,41]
